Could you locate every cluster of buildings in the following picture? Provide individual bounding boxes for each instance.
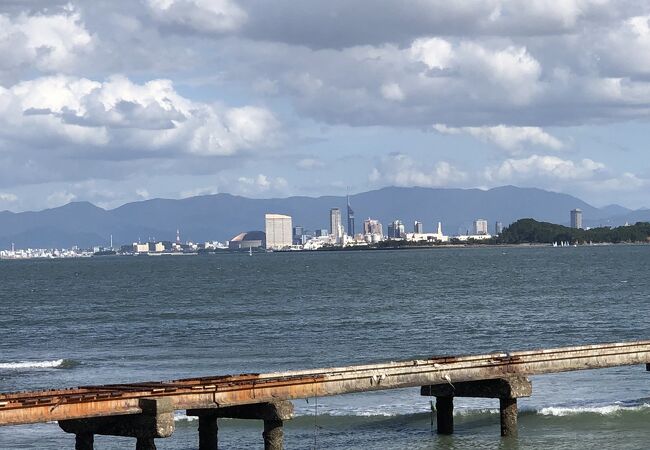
[0,245,92,259]
[123,230,228,255]
[1,207,588,258]
[256,197,501,251]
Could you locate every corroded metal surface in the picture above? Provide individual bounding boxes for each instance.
[1,340,650,426]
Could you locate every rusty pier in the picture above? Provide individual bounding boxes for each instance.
[2,340,650,449]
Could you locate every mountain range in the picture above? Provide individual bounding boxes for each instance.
[0,186,648,248]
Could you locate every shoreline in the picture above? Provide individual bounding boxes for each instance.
[1,241,648,261]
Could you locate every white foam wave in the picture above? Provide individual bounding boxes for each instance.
[174,413,198,422]
[0,359,65,370]
[539,404,650,416]
[173,403,650,422]
[328,410,397,417]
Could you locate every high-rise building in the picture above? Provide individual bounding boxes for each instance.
[330,208,343,242]
[388,220,405,238]
[292,226,305,245]
[570,209,583,229]
[347,195,355,237]
[474,219,489,235]
[265,214,292,250]
[495,221,503,235]
[363,218,383,236]
[414,221,423,234]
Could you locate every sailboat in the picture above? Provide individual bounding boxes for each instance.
[249,246,253,256]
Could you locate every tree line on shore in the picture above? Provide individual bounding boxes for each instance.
[495,219,650,244]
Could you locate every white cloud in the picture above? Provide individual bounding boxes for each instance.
[0,193,17,202]
[409,38,542,103]
[370,153,467,187]
[484,155,605,182]
[410,37,453,70]
[433,124,564,153]
[593,14,650,76]
[179,186,218,198]
[0,7,93,79]
[585,171,649,192]
[136,189,150,199]
[237,174,288,194]
[453,42,542,104]
[46,190,76,207]
[0,75,280,157]
[147,0,248,34]
[380,82,405,101]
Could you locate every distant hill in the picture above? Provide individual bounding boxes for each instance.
[0,186,647,248]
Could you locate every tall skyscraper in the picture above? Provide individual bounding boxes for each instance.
[388,220,405,238]
[265,214,292,250]
[347,195,355,237]
[330,208,343,242]
[474,219,489,235]
[495,221,503,235]
[292,226,304,245]
[414,221,423,234]
[570,209,583,229]
[363,218,383,236]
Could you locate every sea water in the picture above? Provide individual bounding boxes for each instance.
[1,246,650,449]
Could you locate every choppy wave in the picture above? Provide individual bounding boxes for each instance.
[174,402,650,425]
[0,359,79,370]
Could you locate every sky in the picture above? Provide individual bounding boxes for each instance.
[0,0,649,212]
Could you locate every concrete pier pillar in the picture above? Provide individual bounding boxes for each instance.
[263,419,283,450]
[646,363,650,371]
[59,398,174,450]
[198,415,218,450]
[135,437,156,450]
[435,396,454,435]
[499,397,518,437]
[422,377,532,437]
[75,433,93,450]
[188,401,293,450]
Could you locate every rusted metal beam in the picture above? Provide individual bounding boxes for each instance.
[1,340,649,426]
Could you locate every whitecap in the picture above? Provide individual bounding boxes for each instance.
[0,359,66,370]
[538,403,650,416]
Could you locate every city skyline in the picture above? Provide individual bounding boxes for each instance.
[0,187,642,255]
[0,2,649,213]
[0,183,645,252]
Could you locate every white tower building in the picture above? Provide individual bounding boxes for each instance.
[265,214,293,250]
